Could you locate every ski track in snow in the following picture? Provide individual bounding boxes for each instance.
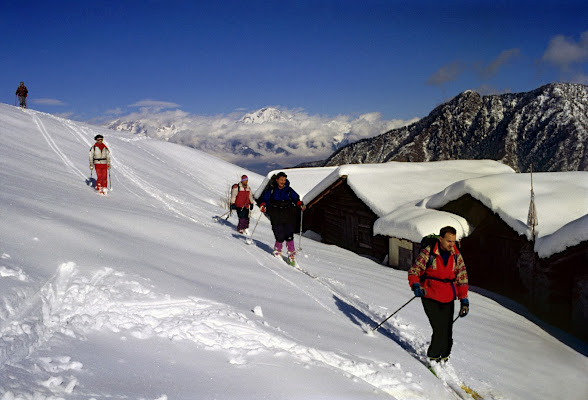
[0,262,425,399]
[40,114,212,228]
[231,229,499,400]
[32,114,87,181]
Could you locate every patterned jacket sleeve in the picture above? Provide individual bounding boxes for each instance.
[407,246,430,287]
[454,252,469,299]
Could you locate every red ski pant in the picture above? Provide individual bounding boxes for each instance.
[95,164,108,190]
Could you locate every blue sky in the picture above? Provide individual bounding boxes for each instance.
[2,0,587,121]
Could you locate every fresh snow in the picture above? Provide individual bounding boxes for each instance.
[1,103,587,399]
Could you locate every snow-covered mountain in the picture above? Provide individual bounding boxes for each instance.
[320,83,588,172]
[104,107,417,174]
[1,103,587,399]
[239,107,294,124]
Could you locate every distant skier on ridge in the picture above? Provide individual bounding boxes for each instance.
[259,172,305,265]
[408,226,469,366]
[15,81,28,108]
[89,134,111,195]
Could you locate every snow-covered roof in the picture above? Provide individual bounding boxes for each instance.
[253,166,337,199]
[422,172,588,258]
[303,160,515,216]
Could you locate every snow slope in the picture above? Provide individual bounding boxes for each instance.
[1,103,587,399]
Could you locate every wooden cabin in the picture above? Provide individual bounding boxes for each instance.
[304,176,389,262]
[438,194,588,342]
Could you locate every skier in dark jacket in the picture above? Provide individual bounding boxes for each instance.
[259,171,305,265]
[15,82,28,108]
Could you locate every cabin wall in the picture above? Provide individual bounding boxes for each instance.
[304,182,388,262]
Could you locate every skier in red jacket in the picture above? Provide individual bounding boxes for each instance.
[408,226,469,365]
[230,175,255,234]
[89,135,111,194]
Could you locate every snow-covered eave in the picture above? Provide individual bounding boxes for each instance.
[373,206,472,243]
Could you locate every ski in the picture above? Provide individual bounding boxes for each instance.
[428,361,484,400]
[272,254,317,279]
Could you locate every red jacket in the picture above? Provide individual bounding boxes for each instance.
[408,242,468,303]
[230,183,254,208]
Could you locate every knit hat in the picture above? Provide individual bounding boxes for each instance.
[94,134,104,140]
[241,175,248,181]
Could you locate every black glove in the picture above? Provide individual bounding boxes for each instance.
[411,283,425,297]
[230,204,237,210]
[249,203,254,210]
[459,298,469,317]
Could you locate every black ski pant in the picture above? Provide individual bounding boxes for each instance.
[422,297,455,360]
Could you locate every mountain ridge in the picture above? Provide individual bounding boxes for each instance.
[318,83,588,172]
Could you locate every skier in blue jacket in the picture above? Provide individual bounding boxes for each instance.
[259,171,305,265]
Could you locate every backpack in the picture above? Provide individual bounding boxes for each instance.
[419,234,440,269]
[418,234,458,269]
[256,174,277,205]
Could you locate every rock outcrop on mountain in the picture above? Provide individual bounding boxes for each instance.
[321,83,588,172]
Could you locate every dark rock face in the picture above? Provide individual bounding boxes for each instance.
[323,83,588,172]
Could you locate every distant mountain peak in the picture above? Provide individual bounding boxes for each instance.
[240,107,293,124]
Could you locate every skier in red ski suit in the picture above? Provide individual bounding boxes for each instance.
[89,134,111,194]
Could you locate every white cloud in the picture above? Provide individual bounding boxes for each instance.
[426,61,465,86]
[31,98,66,106]
[479,48,520,79]
[542,31,588,69]
[103,106,419,170]
[129,99,181,111]
[105,107,124,116]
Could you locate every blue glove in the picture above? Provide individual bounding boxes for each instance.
[411,283,425,297]
[230,204,237,210]
[249,203,254,210]
[459,298,469,317]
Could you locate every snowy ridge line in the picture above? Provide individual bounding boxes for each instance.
[31,113,87,181]
[2,263,425,399]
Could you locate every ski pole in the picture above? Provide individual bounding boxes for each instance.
[248,212,263,241]
[297,209,304,251]
[214,210,231,221]
[108,168,112,190]
[371,296,416,332]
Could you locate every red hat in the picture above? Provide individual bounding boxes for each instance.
[241,175,248,181]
